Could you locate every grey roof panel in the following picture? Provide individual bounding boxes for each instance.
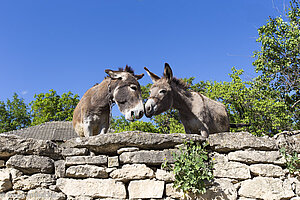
[2,121,78,141]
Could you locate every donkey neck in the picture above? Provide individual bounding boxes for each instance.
[171,86,196,118]
[104,78,120,102]
[91,78,118,108]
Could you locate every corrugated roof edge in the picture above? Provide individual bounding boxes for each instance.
[0,121,78,141]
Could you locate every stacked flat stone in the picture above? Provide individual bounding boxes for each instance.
[0,131,299,200]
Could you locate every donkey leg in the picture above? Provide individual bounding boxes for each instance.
[99,127,108,134]
[83,117,93,137]
[98,114,110,134]
[199,123,209,138]
[200,130,208,138]
[183,126,192,134]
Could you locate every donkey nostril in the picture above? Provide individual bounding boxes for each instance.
[131,111,135,117]
[146,106,151,112]
[139,110,144,118]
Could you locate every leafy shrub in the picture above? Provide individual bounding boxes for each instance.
[167,141,214,194]
[280,147,300,175]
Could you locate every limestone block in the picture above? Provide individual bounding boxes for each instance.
[66,165,108,178]
[228,150,285,165]
[156,169,175,182]
[275,131,300,153]
[208,132,277,152]
[238,177,295,200]
[249,164,285,177]
[128,179,164,199]
[3,190,26,200]
[27,188,66,200]
[63,132,205,154]
[108,156,119,168]
[10,168,23,182]
[211,152,228,164]
[166,183,183,198]
[49,184,59,192]
[0,168,12,192]
[117,147,139,154]
[106,167,117,174]
[214,161,251,180]
[110,164,154,181]
[13,173,56,190]
[0,160,4,168]
[65,155,107,166]
[6,155,54,174]
[61,148,89,157]
[56,178,126,198]
[119,149,178,165]
[55,160,66,178]
[196,179,237,200]
[0,134,61,159]
[284,177,300,196]
[170,178,238,200]
[66,196,93,200]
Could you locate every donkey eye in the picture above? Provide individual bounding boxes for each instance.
[118,101,126,104]
[159,89,167,94]
[130,85,137,91]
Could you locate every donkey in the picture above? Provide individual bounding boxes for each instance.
[73,66,144,137]
[144,63,230,138]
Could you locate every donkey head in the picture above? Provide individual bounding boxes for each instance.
[105,66,144,121]
[144,63,174,118]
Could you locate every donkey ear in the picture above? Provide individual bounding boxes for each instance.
[105,69,124,80]
[135,73,144,80]
[144,67,160,83]
[163,63,173,82]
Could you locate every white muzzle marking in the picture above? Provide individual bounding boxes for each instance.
[125,101,144,121]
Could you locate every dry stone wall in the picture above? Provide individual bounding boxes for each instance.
[0,131,299,200]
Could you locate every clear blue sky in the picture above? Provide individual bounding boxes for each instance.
[0,0,287,118]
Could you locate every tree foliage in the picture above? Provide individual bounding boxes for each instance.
[110,115,158,133]
[253,0,300,131]
[253,0,299,97]
[0,90,79,133]
[0,93,31,133]
[30,89,79,126]
[204,68,293,136]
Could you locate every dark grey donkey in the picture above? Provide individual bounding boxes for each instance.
[144,63,231,138]
[73,66,144,137]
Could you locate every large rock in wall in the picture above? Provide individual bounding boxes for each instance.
[0,131,299,200]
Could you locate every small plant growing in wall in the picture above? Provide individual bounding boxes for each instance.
[280,147,300,175]
[163,141,214,195]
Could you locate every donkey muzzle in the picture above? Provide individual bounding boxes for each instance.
[131,110,144,119]
[145,99,157,118]
[125,102,144,121]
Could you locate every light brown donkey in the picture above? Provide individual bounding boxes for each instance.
[73,66,144,137]
[144,63,230,138]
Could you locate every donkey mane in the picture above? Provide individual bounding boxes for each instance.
[118,65,135,75]
[171,77,190,90]
[104,65,137,81]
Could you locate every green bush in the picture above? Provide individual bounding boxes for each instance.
[280,147,300,175]
[171,141,214,194]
